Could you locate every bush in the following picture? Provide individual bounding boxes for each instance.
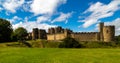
[59,37,81,48]
[115,35,120,42]
[80,41,119,48]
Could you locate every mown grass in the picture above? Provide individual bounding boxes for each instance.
[0,48,120,63]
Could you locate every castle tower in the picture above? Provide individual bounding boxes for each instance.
[103,26,115,42]
[64,29,72,37]
[32,28,38,40]
[64,29,68,37]
[38,29,47,39]
[51,28,55,34]
[99,22,104,41]
[48,28,55,34]
[56,26,62,33]
[48,28,51,34]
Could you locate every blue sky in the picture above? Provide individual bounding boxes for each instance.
[0,0,120,35]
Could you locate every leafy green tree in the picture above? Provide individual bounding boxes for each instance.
[59,37,81,48]
[115,35,120,42]
[0,18,13,42]
[11,32,18,41]
[14,27,28,41]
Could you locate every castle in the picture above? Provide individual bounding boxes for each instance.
[27,22,115,42]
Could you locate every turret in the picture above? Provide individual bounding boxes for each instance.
[32,28,38,40]
[64,29,72,37]
[99,22,104,41]
[103,26,115,42]
[38,29,47,39]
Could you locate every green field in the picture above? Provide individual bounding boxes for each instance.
[0,48,120,63]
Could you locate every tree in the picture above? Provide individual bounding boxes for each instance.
[13,27,28,41]
[0,18,13,42]
[59,37,81,48]
[115,35,120,42]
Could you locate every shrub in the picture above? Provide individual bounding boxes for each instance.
[59,37,81,48]
[80,41,118,48]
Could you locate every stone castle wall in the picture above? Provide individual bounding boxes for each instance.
[47,27,71,40]
[47,32,100,41]
[71,32,100,41]
[47,33,66,40]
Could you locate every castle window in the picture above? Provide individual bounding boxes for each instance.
[106,30,109,33]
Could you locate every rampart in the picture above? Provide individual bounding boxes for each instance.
[71,32,100,41]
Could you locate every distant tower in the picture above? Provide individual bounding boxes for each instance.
[48,28,55,34]
[103,26,115,42]
[38,29,47,39]
[64,29,69,37]
[32,28,38,40]
[99,22,104,41]
[56,26,62,33]
[51,28,55,34]
[64,29,72,37]
[48,28,51,34]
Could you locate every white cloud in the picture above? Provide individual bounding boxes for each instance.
[0,7,3,11]
[12,21,57,32]
[22,1,32,12]
[37,16,49,23]
[51,12,72,23]
[8,16,22,24]
[79,0,120,28]
[105,18,120,36]
[30,0,67,15]
[2,0,25,13]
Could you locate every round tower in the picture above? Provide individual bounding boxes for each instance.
[103,26,115,42]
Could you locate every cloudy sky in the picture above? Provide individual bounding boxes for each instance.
[0,0,120,35]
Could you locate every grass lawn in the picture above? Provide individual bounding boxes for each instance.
[0,48,120,63]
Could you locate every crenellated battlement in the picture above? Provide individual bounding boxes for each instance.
[74,32,98,34]
[104,25,115,27]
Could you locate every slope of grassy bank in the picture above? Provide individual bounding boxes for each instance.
[0,40,60,48]
[0,48,120,63]
[1,40,120,48]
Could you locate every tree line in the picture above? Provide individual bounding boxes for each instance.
[0,18,28,43]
